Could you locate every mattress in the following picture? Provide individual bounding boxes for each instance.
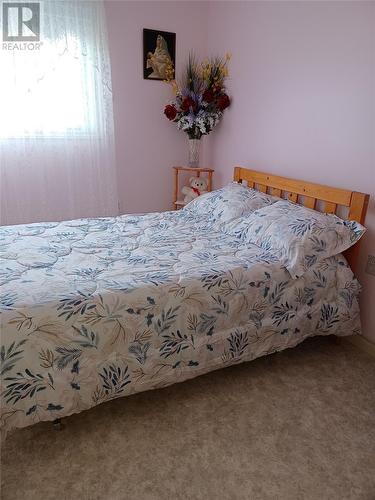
[0,210,361,434]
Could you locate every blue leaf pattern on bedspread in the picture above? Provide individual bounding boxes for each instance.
[0,209,361,434]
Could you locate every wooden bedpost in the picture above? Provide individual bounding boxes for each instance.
[234,166,241,183]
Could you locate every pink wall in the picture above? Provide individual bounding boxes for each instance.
[205,1,375,342]
[105,0,208,214]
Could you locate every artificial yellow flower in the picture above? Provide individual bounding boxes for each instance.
[171,80,179,95]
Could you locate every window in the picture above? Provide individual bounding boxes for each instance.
[0,1,111,139]
[0,1,118,225]
[0,36,89,137]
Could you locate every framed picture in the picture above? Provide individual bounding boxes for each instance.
[143,29,176,81]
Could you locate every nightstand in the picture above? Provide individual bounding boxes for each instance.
[172,166,214,210]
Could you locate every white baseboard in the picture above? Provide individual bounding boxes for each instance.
[343,335,375,359]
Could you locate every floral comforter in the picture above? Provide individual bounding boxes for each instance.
[0,210,361,434]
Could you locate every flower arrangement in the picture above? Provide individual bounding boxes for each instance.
[163,53,231,140]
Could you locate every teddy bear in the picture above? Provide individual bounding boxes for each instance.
[181,176,208,204]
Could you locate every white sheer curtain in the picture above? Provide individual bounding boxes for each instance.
[0,0,118,225]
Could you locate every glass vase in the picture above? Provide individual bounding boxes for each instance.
[188,138,201,167]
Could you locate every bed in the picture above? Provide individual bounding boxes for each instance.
[0,167,369,435]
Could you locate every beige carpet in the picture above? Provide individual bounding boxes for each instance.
[1,336,375,500]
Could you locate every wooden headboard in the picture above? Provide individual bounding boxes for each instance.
[233,166,369,273]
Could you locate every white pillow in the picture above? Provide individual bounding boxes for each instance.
[221,200,366,278]
[184,182,278,223]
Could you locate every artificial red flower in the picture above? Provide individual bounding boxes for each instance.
[164,104,177,120]
[202,89,214,103]
[217,93,230,111]
[181,97,196,112]
[212,84,222,94]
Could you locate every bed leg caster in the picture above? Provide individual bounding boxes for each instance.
[53,418,62,431]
